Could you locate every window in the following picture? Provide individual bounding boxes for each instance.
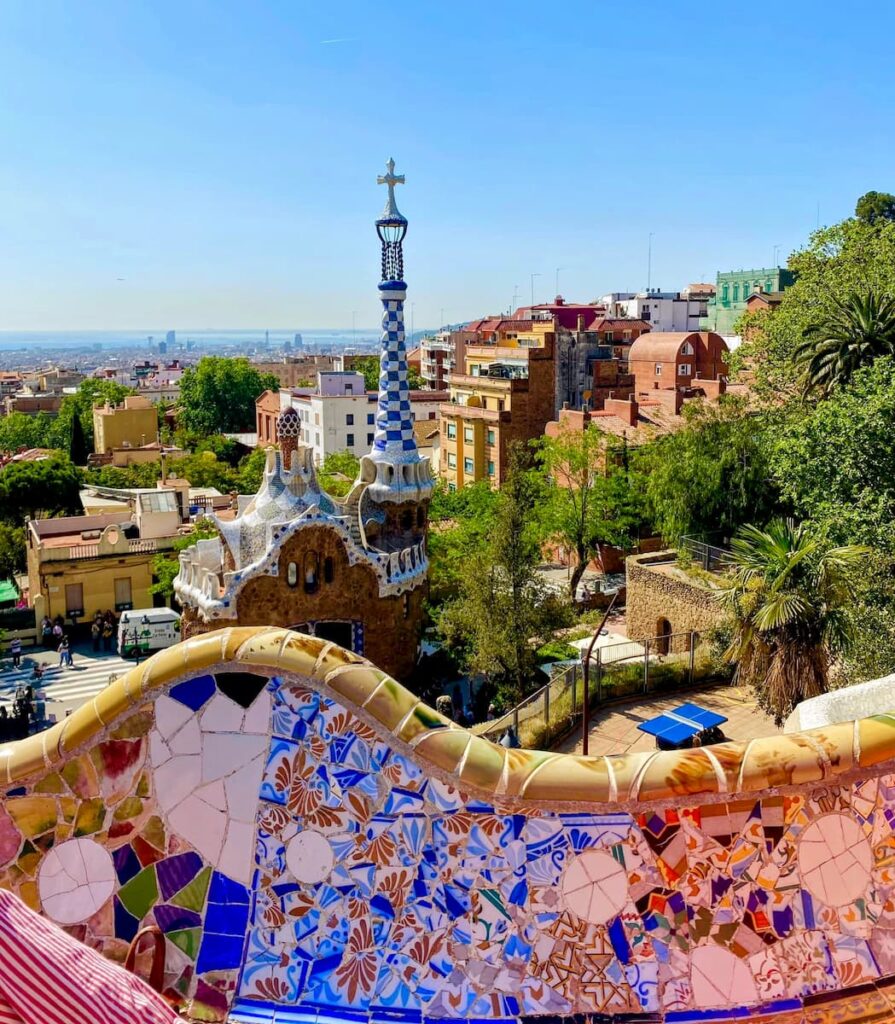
[721,284,729,302]
[315,432,320,445]
[401,510,413,530]
[655,363,663,375]
[346,383,353,394]
[447,453,457,469]
[417,508,425,528]
[679,363,692,376]
[114,577,132,611]
[681,341,693,355]
[464,458,474,474]
[463,426,474,443]
[346,414,354,425]
[304,554,318,594]
[488,461,495,476]
[346,433,355,447]
[65,583,84,618]
[428,411,436,419]
[487,429,495,445]
[470,364,481,376]
[314,413,320,425]
[446,423,457,439]
[732,284,739,302]
[367,432,374,445]
[323,557,334,584]
[367,413,374,425]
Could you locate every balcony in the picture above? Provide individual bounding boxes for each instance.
[439,402,509,423]
[40,536,178,563]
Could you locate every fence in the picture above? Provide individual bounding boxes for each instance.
[680,534,730,572]
[474,629,731,750]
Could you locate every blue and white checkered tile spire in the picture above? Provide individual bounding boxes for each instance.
[371,285,417,460]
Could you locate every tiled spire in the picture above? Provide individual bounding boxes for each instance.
[362,160,433,502]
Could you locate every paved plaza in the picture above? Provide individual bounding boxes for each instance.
[558,682,777,756]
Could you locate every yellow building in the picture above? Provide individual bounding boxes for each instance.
[439,328,556,490]
[93,395,158,454]
[27,493,180,623]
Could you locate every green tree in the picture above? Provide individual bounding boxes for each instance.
[856,190,895,226]
[793,290,895,396]
[536,425,645,600]
[0,524,26,583]
[0,455,82,523]
[427,479,500,606]
[238,447,269,494]
[177,357,279,434]
[641,397,780,544]
[735,213,895,398]
[151,519,221,602]
[719,518,868,726]
[770,356,895,549]
[351,355,424,392]
[0,412,53,454]
[317,450,360,497]
[438,447,571,705]
[167,452,239,493]
[68,411,89,465]
[84,462,162,489]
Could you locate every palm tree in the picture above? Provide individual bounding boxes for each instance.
[719,519,868,726]
[795,290,895,396]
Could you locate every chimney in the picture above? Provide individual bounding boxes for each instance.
[576,314,585,332]
[276,407,301,470]
[605,396,638,427]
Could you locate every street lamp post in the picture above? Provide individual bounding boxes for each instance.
[581,593,618,756]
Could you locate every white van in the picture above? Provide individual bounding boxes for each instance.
[118,609,181,658]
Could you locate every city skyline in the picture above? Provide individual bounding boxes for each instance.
[2,0,893,330]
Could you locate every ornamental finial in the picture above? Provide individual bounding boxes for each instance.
[377,157,406,221]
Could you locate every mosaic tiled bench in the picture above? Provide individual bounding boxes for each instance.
[1,626,895,1023]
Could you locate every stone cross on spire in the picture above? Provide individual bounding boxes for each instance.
[377,158,405,220]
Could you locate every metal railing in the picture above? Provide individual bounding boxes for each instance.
[41,537,177,562]
[474,629,731,750]
[680,534,730,572]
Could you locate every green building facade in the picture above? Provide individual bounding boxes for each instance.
[700,266,797,335]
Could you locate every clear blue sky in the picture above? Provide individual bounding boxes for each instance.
[1,0,892,331]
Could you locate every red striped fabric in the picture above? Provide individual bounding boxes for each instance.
[0,992,23,1024]
[0,890,180,1024]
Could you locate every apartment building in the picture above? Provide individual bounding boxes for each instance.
[283,372,445,465]
[93,395,159,454]
[439,333,556,489]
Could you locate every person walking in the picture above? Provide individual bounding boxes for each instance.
[9,639,21,670]
[102,617,114,653]
[91,618,102,653]
[58,636,72,668]
[41,617,53,649]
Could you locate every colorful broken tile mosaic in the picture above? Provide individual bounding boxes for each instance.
[1,628,895,1023]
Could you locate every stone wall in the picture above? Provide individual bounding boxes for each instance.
[4,628,895,1022]
[625,550,725,652]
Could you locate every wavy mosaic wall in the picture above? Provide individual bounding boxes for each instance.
[2,628,895,1023]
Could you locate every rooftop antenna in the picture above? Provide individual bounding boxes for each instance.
[555,266,565,296]
[772,244,781,267]
[512,284,520,314]
[647,233,654,292]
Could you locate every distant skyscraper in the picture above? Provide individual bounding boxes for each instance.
[166,330,175,346]
[158,340,168,355]
[293,333,303,349]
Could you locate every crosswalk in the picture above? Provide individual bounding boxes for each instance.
[0,654,136,719]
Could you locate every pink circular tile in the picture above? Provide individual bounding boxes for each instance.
[38,838,116,925]
[691,945,757,1008]
[798,812,871,906]
[561,848,628,924]
[286,828,334,884]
